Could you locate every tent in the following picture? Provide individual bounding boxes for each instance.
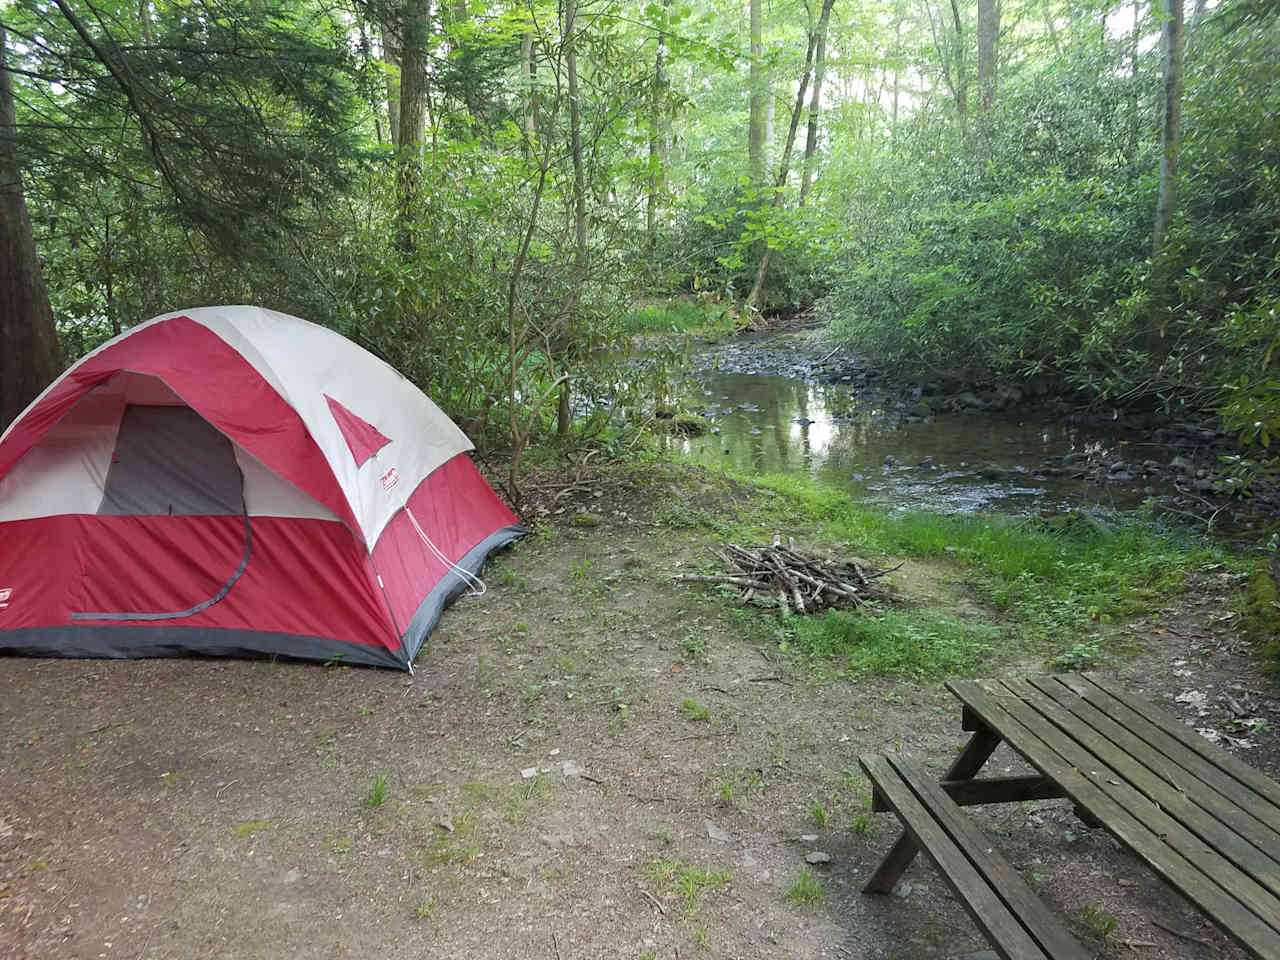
[0,306,523,670]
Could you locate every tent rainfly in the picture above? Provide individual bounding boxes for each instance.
[0,306,523,670]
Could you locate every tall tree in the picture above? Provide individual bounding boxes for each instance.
[646,0,669,248]
[1152,0,1184,255]
[0,25,61,429]
[748,0,766,183]
[949,0,969,118]
[977,0,999,112]
[800,0,836,202]
[396,0,429,246]
[560,0,587,435]
[745,0,834,308]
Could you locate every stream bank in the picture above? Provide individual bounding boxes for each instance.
[662,331,1278,535]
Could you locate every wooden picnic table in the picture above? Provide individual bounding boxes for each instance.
[861,673,1280,960]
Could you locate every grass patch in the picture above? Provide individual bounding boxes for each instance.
[787,866,825,906]
[680,698,710,721]
[645,858,730,917]
[618,299,732,335]
[232,819,272,838]
[1241,558,1280,673]
[364,773,388,808]
[709,469,1226,662]
[790,609,999,678]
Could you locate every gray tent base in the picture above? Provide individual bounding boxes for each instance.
[0,524,525,670]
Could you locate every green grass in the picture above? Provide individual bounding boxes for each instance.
[232,819,272,838]
[680,698,710,721]
[617,299,734,335]
[808,802,829,829]
[696,468,1228,667]
[645,858,730,917]
[790,609,1000,678]
[364,773,388,808]
[787,866,826,906]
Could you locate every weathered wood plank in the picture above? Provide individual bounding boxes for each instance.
[945,727,1003,781]
[859,755,1053,960]
[890,756,1092,960]
[1032,675,1280,867]
[940,774,1065,806]
[1067,674,1280,831]
[1010,678,1280,903]
[948,678,1280,960]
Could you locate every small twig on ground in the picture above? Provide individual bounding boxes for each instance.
[551,931,562,960]
[748,675,792,685]
[1150,920,1215,949]
[638,887,667,915]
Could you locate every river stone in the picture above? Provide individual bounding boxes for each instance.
[804,851,832,865]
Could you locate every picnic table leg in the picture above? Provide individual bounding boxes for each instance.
[862,824,920,894]
[866,727,1004,895]
[946,725,1002,781]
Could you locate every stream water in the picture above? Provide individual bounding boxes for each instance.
[664,334,1265,526]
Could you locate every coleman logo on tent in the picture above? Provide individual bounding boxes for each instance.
[380,467,400,493]
[0,588,11,609]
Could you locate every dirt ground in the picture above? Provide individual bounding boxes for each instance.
[2,466,1277,960]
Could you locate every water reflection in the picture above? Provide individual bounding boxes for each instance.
[670,370,1177,515]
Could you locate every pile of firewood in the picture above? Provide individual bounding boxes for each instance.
[676,540,901,614]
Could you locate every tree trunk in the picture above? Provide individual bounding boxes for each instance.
[745,1,830,310]
[382,18,402,147]
[1152,0,1184,257]
[395,0,428,248]
[0,26,62,429]
[561,0,588,436]
[1127,0,1141,163]
[799,0,836,203]
[521,30,537,137]
[748,0,765,184]
[977,0,998,112]
[646,2,668,249]
[949,0,968,119]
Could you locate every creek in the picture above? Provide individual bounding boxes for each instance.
[662,333,1270,531]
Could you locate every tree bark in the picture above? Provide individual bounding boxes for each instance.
[382,17,402,147]
[1,26,62,429]
[748,0,765,184]
[799,0,836,203]
[745,0,831,310]
[948,0,968,119]
[521,30,537,137]
[560,0,588,436]
[977,0,998,112]
[646,3,668,250]
[396,0,429,248]
[1152,0,1184,257]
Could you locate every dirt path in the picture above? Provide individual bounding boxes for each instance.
[2,470,1276,960]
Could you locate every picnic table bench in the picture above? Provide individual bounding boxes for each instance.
[860,673,1280,960]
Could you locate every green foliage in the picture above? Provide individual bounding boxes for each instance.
[791,609,1000,678]
[1241,559,1280,673]
[645,858,730,917]
[786,867,825,906]
[364,773,388,808]
[680,698,710,721]
[817,2,1280,436]
[734,471,1218,649]
[618,299,733,334]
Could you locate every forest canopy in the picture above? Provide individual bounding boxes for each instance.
[2,0,1278,475]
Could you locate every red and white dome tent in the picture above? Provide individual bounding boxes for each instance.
[0,306,523,670]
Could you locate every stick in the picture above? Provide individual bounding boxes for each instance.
[638,888,667,915]
[818,345,842,363]
[1150,920,1214,949]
